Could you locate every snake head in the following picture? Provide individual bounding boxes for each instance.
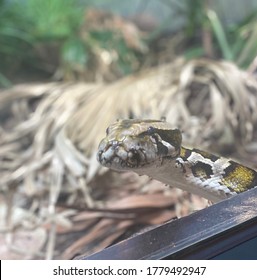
[97,119,182,171]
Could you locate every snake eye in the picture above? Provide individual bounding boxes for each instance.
[147,126,155,135]
[106,127,110,134]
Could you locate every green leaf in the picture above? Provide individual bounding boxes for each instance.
[206,9,233,61]
[23,0,83,39]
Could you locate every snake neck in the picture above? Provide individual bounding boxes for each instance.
[136,146,257,203]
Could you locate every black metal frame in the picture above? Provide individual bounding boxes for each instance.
[83,187,257,260]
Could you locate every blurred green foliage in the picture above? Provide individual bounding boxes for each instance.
[0,0,85,86]
[1,0,257,87]
[23,0,83,40]
[0,0,32,86]
[183,0,257,67]
[0,0,145,87]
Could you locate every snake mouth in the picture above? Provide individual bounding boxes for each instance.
[97,140,151,170]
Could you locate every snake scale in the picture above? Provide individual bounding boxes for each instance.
[97,119,257,203]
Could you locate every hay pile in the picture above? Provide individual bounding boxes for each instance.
[1,58,257,259]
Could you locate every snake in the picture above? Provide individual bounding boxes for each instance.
[97,119,257,203]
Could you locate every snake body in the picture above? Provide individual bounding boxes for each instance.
[97,119,257,202]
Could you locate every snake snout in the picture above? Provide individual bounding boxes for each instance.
[97,139,128,168]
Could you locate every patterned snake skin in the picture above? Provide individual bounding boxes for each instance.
[97,119,257,202]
